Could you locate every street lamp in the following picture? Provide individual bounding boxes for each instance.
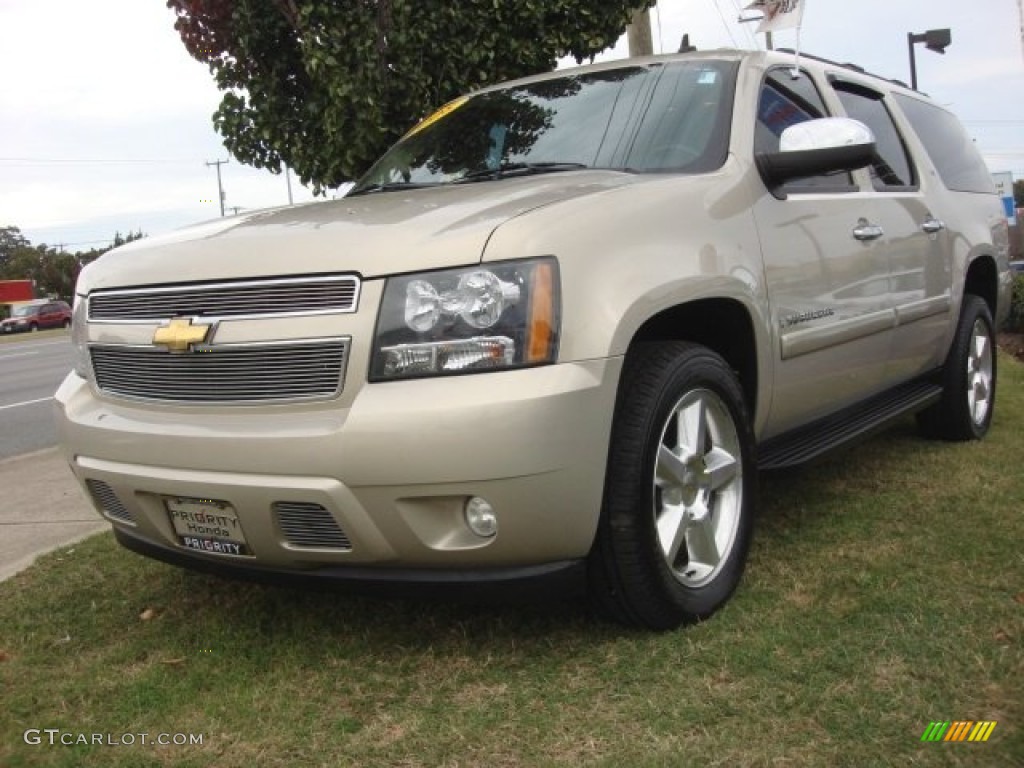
[907,28,951,90]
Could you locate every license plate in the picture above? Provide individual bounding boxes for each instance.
[165,496,251,557]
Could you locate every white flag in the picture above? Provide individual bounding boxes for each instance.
[745,0,806,34]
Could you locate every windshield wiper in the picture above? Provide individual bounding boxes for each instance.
[348,181,438,197]
[454,162,588,184]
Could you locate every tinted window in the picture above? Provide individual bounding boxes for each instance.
[834,83,915,189]
[625,63,735,172]
[893,94,995,194]
[352,60,737,193]
[756,68,852,190]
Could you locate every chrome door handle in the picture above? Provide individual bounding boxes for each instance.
[852,219,884,241]
[921,217,946,234]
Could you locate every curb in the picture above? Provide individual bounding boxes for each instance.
[0,447,106,582]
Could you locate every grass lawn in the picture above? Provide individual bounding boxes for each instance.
[2,356,1022,767]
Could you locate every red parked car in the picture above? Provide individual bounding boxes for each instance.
[0,300,72,333]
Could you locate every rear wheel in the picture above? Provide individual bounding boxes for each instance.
[917,295,995,441]
[62,318,71,329]
[589,342,756,630]
[29,323,38,332]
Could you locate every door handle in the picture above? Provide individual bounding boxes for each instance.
[852,219,884,242]
[921,217,946,234]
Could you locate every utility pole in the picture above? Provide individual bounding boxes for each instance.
[627,7,654,57]
[285,167,294,206]
[205,159,229,217]
[1018,0,1023,61]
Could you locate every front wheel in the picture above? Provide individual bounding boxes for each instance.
[917,295,996,441]
[589,342,756,630]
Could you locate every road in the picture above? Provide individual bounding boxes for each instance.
[0,334,75,460]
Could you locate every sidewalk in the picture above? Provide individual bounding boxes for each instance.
[0,447,107,582]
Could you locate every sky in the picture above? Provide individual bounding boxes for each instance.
[1,0,1022,251]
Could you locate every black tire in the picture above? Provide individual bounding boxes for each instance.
[29,323,38,332]
[588,342,756,630]
[917,295,996,441]
[62,319,71,329]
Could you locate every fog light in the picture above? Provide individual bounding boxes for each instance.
[464,497,497,538]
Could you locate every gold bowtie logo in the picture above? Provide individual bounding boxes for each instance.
[153,317,212,353]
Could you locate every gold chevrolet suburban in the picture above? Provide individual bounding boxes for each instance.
[55,50,1012,629]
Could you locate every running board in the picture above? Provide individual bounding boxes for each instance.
[758,378,943,470]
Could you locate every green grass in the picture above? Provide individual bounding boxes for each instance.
[2,356,1022,767]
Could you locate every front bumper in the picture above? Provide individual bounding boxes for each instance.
[54,358,621,582]
[113,527,587,599]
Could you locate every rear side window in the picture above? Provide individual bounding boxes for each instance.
[893,94,995,194]
[833,82,915,190]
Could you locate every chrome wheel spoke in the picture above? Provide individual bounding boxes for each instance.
[656,444,689,488]
[704,447,738,492]
[677,398,707,457]
[685,511,720,574]
[656,504,688,565]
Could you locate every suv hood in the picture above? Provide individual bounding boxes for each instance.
[80,171,638,292]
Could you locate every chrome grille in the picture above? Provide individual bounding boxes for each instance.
[89,276,360,321]
[274,502,352,550]
[85,479,134,524]
[90,340,348,403]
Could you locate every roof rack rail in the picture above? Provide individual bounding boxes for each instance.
[774,49,914,91]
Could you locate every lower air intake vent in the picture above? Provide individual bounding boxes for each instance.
[274,502,352,550]
[85,479,134,524]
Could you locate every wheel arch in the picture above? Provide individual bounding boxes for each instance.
[963,253,998,318]
[625,298,760,423]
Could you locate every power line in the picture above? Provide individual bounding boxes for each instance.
[0,157,203,166]
[712,0,740,48]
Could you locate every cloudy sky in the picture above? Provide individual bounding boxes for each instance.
[2,0,1022,251]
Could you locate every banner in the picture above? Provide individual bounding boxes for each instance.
[744,0,806,34]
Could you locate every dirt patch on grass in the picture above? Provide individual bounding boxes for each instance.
[999,331,1024,363]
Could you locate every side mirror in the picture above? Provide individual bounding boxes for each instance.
[757,117,876,188]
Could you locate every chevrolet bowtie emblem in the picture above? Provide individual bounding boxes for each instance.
[153,317,212,353]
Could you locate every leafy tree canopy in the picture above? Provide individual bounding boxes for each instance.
[0,228,144,303]
[1014,179,1023,208]
[0,226,31,270]
[167,0,653,192]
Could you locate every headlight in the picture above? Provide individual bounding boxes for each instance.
[370,257,560,381]
[71,294,90,378]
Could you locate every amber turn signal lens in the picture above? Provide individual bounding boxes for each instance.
[526,261,556,363]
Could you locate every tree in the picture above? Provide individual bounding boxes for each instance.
[167,0,654,192]
[0,226,30,270]
[1014,179,1023,208]
[0,230,146,301]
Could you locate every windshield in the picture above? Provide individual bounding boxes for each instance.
[11,305,38,318]
[350,59,736,195]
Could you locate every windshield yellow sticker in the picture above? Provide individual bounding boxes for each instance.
[402,96,469,140]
